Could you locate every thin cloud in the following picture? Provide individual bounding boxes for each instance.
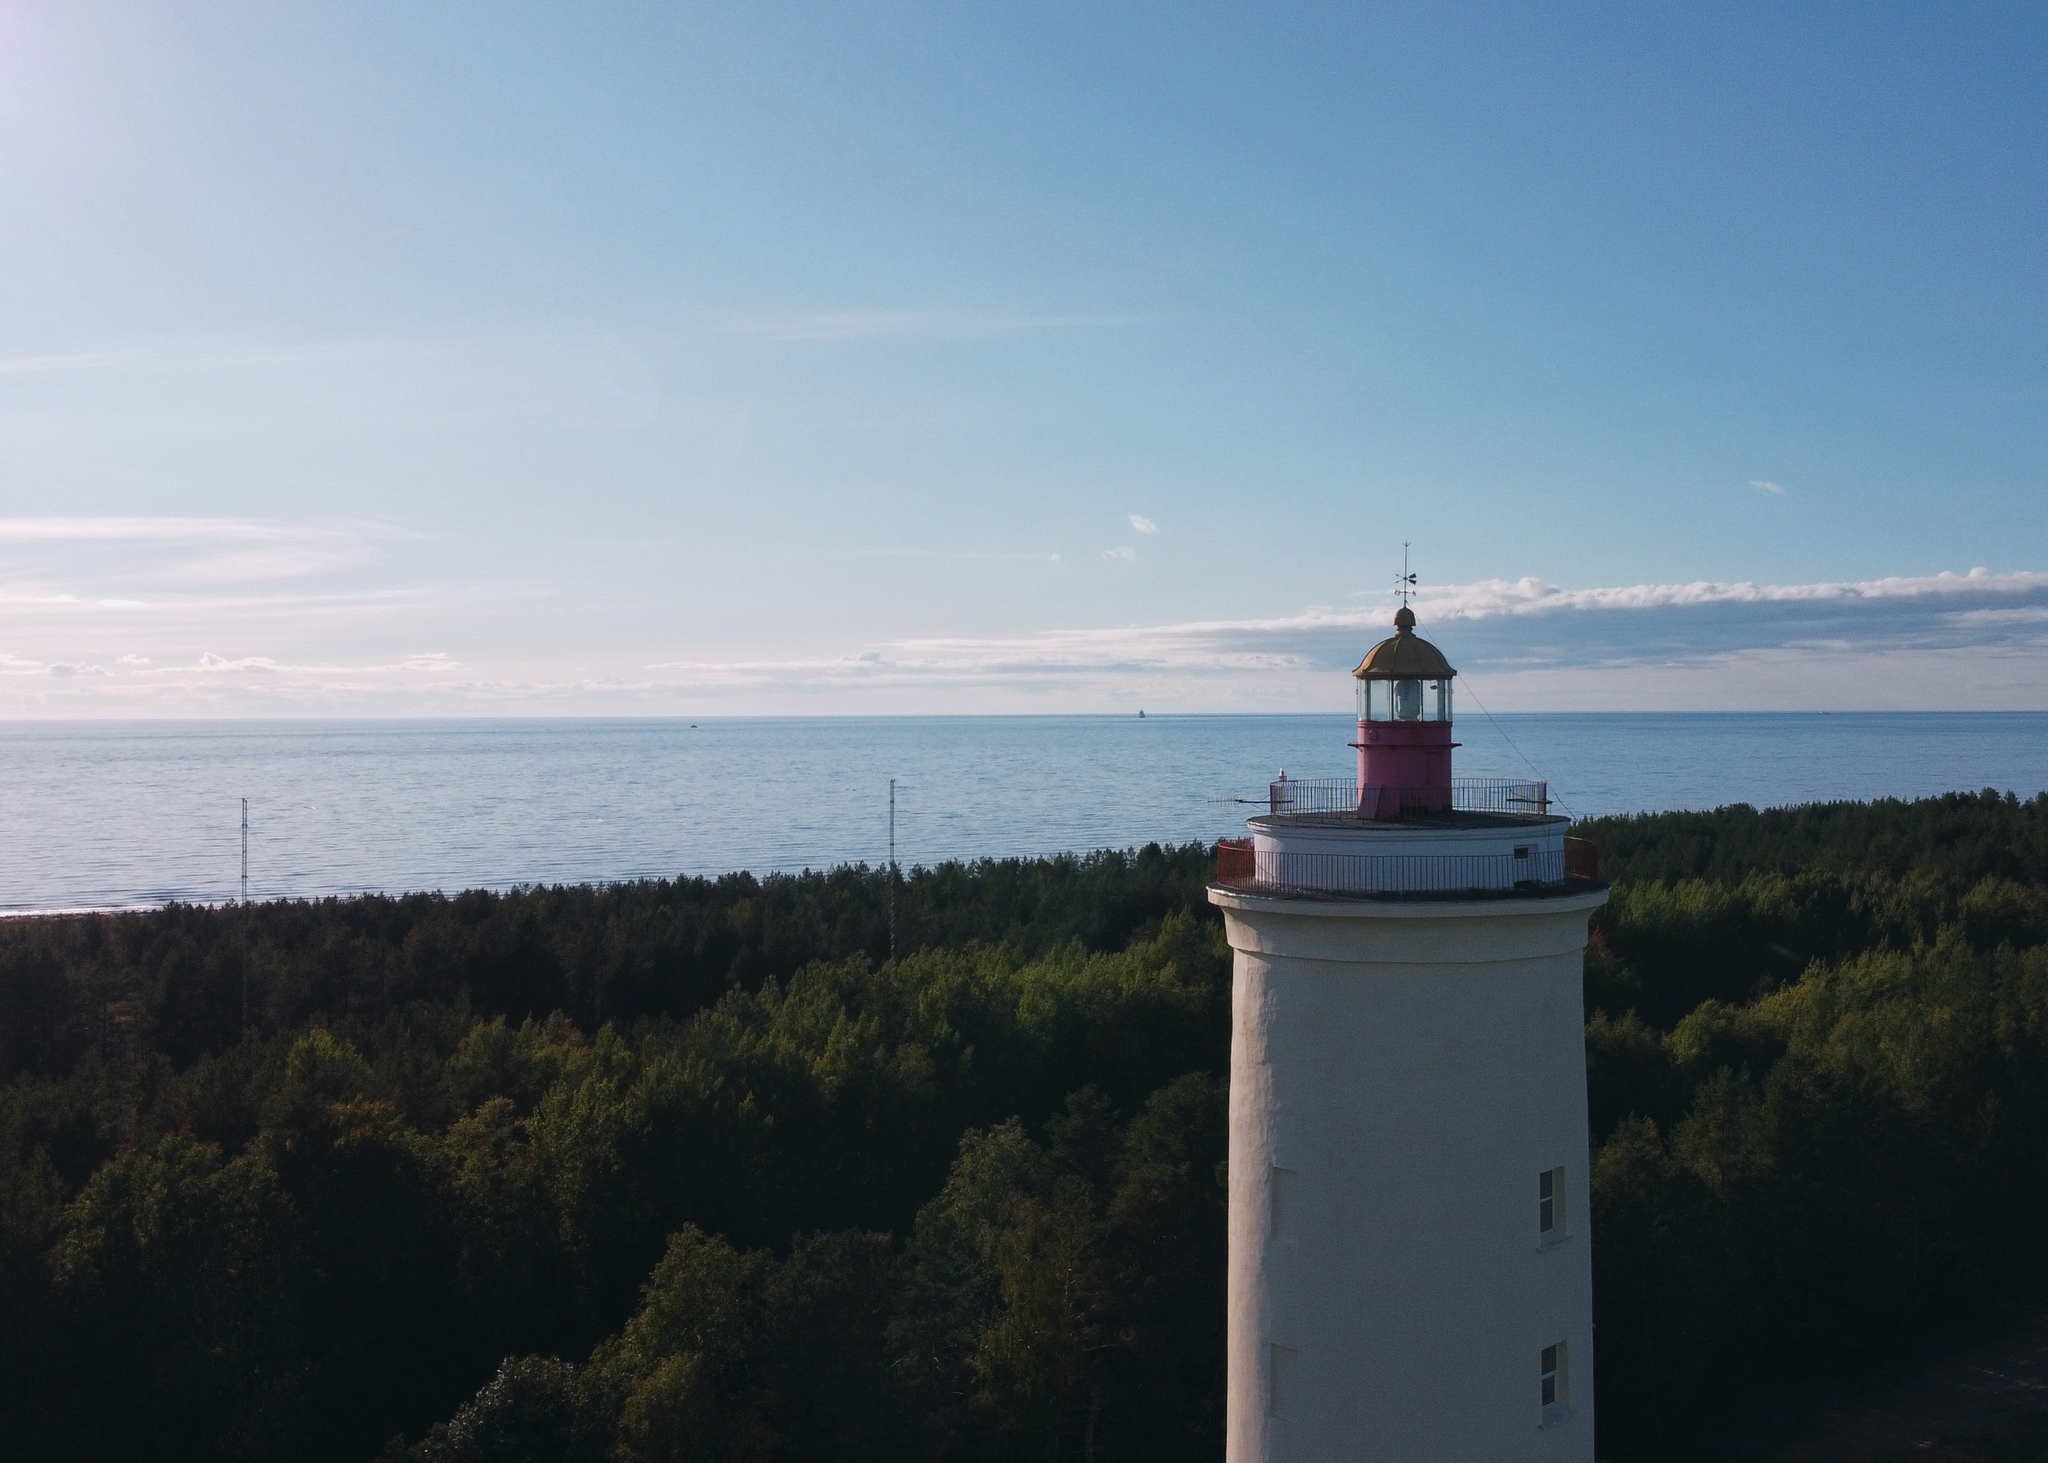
[138,651,460,676]
[13,568,2048,714]
[716,310,1156,344]
[163,545,383,585]
[0,516,286,541]
[854,548,1063,563]
[629,567,2048,692]
[0,334,657,431]
[0,516,414,543]
[1103,547,1137,563]
[1952,606,2048,628]
[1751,480,1787,494]
[1129,514,1159,534]
[0,519,419,607]
[1411,567,2037,622]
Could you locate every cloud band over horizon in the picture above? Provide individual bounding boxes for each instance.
[6,553,2047,715]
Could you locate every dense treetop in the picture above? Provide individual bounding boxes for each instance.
[4,794,2048,1461]
[1586,787,2048,887]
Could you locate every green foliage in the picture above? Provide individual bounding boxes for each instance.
[9,800,2048,1462]
[1582,789,2048,888]
[51,1134,308,1459]
[893,1076,1225,1462]
[1579,793,2048,1457]
[402,1355,607,1463]
[0,849,1229,1462]
[0,844,1216,1083]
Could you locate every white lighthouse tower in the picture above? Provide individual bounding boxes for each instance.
[1210,605,1606,1462]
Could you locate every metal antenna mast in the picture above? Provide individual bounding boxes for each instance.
[240,798,249,1033]
[1396,541,1417,607]
[888,779,897,960]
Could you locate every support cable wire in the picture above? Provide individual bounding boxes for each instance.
[1457,678,1576,822]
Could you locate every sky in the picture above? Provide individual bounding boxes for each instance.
[2,1,2046,716]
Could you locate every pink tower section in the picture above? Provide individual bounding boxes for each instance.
[1355,719,1454,818]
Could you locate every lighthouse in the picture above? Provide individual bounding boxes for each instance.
[1210,606,1606,1461]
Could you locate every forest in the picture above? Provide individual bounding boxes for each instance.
[5,790,2048,1461]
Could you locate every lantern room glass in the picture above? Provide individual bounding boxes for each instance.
[1356,678,1453,723]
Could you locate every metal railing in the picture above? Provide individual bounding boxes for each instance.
[1264,776,1550,817]
[1216,838,1574,896]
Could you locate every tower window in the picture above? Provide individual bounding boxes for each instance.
[1539,1167,1565,1238]
[1270,1344,1298,1418]
[1270,1166,1297,1239]
[1541,1341,1568,1412]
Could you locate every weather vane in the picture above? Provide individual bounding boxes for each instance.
[1395,541,1417,607]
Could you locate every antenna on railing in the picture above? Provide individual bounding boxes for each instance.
[240,798,249,1034]
[888,779,897,961]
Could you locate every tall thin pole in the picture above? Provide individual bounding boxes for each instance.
[239,798,249,1033]
[888,779,897,961]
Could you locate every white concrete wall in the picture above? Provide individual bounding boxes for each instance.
[1247,814,1570,892]
[1211,888,1606,1463]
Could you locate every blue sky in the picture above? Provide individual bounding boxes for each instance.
[3,2,2045,714]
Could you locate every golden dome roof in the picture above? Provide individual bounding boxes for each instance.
[1352,605,1456,679]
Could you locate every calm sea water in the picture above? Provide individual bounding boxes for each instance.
[3,713,2046,914]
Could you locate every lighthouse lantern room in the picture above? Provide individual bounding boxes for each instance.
[1351,603,1457,818]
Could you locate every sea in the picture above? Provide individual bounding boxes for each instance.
[3,713,2046,915]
